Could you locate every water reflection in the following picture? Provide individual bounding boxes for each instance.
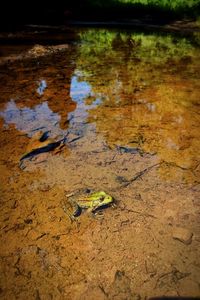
[37,80,47,95]
[70,72,91,103]
[73,29,200,169]
[0,71,103,137]
[68,71,102,126]
[0,28,199,174]
[0,99,62,136]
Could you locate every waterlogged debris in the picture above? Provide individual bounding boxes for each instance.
[67,133,83,144]
[28,45,47,56]
[37,131,50,142]
[120,163,162,188]
[29,130,50,142]
[109,270,134,299]
[63,190,114,221]
[172,227,193,245]
[120,146,139,154]
[115,175,129,184]
[27,44,69,57]
[155,267,191,289]
[20,138,65,161]
[116,145,142,154]
[19,131,67,168]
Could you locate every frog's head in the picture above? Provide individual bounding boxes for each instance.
[96,191,113,207]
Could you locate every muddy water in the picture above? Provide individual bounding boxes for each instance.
[0,28,200,299]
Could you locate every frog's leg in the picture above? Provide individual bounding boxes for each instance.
[70,199,81,217]
[85,206,104,219]
[63,204,76,222]
[87,203,100,213]
[63,199,81,222]
[111,202,117,208]
[90,200,115,218]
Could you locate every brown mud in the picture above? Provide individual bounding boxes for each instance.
[0,28,200,299]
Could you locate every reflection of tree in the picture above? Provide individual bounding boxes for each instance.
[76,29,200,170]
[0,48,78,131]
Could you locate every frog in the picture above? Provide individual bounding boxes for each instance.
[63,190,113,221]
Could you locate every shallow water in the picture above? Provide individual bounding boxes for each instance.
[1,29,200,171]
[0,28,200,299]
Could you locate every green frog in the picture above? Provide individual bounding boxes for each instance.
[63,190,113,220]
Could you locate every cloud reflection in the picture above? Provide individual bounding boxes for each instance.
[37,80,47,95]
[0,99,61,136]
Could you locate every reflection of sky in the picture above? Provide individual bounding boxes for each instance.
[37,80,47,95]
[70,75,91,103]
[0,72,103,137]
[68,72,102,125]
[0,99,61,136]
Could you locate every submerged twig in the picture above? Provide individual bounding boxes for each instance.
[121,162,161,187]
[154,268,191,289]
[162,161,191,170]
[68,135,83,143]
[121,207,157,219]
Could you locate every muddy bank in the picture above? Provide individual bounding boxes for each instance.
[0,44,70,66]
[1,120,200,299]
[0,19,200,42]
[68,19,200,34]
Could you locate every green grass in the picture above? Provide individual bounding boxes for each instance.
[118,0,197,8]
[85,0,199,9]
[74,0,200,20]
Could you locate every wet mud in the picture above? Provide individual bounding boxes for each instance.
[0,28,200,299]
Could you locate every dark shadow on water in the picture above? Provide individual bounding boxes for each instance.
[19,137,67,166]
[0,0,200,31]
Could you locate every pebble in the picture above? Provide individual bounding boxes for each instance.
[172,227,193,245]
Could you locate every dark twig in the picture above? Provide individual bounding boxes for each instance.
[121,162,161,187]
[120,207,157,219]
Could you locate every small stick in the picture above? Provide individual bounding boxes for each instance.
[122,162,161,187]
